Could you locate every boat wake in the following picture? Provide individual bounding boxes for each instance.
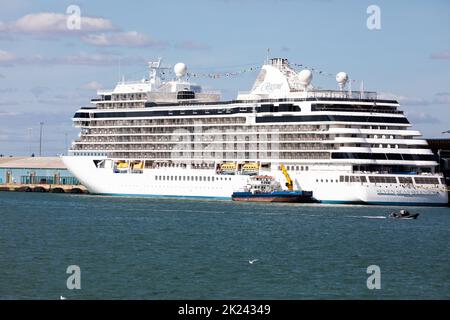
[345,215,387,219]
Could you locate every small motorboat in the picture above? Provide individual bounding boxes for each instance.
[388,209,419,220]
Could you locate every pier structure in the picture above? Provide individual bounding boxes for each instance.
[0,156,88,194]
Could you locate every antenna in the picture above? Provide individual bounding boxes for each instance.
[39,122,44,157]
[64,132,68,156]
[266,48,270,64]
[118,57,121,82]
[27,127,32,156]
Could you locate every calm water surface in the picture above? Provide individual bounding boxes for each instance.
[0,192,449,299]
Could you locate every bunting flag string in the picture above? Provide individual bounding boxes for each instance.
[291,63,359,83]
[185,66,260,80]
[181,61,359,84]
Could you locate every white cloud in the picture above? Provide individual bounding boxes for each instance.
[0,49,146,66]
[62,52,144,66]
[0,49,16,63]
[1,12,164,48]
[380,92,450,107]
[175,40,210,51]
[30,86,50,98]
[378,92,427,106]
[9,12,114,34]
[80,81,103,90]
[433,92,450,105]
[430,51,450,60]
[82,31,164,48]
[406,111,441,124]
[0,111,20,117]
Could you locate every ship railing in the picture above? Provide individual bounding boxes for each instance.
[237,90,378,101]
[302,90,377,100]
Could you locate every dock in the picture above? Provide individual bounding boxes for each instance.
[0,156,88,194]
[0,183,88,193]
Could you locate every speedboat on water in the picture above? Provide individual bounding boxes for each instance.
[388,209,419,220]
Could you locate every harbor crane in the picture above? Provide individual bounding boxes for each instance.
[280,164,294,191]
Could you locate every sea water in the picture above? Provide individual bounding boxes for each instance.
[0,192,448,299]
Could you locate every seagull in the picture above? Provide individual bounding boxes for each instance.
[249,259,258,264]
[60,296,66,300]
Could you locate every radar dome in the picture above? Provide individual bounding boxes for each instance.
[336,72,348,90]
[174,62,187,78]
[298,69,313,87]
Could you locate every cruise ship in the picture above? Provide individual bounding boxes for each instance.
[62,58,448,205]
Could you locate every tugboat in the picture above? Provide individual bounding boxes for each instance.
[231,165,316,203]
[388,209,419,220]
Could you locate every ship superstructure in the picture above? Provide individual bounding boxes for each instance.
[62,58,448,205]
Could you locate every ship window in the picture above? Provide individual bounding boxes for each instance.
[360,176,367,183]
[414,177,439,184]
[177,90,195,100]
[296,166,299,171]
[305,166,309,171]
[195,176,198,181]
[321,179,323,183]
[345,176,349,182]
[212,177,215,182]
[340,176,344,182]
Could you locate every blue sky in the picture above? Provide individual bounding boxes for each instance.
[0,0,449,156]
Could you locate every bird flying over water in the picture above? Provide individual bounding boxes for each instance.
[249,259,258,264]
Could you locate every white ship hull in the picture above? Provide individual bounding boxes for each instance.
[62,156,448,206]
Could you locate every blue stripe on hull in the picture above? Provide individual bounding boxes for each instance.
[89,193,447,206]
[95,193,231,200]
[321,200,447,207]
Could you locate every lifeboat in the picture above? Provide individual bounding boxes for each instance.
[242,162,259,175]
[220,162,236,175]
